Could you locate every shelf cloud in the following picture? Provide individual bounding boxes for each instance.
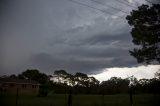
[0,0,159,76]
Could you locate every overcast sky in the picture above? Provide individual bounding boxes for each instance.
[0,0,159,78]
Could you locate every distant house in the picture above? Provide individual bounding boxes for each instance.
[0,78,40,93]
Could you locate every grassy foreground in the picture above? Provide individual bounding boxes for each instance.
[0,92,160,106]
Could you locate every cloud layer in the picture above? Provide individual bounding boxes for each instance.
[0,0,159,75]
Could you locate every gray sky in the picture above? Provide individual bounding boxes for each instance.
[0,0,159,75]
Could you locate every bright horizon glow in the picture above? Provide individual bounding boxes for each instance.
[90,65,160,82]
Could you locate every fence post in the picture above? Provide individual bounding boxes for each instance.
[16,88,19,106]
[129,87,133,106]
[64,83,67,106]
[67,89,72,106]
[102,93,105,106]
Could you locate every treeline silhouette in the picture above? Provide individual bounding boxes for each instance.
[52,76,160,95]
[2,69,160,96]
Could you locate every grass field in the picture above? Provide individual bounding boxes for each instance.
[0,91,160,106]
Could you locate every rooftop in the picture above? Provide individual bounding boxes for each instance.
[0,78,40,85]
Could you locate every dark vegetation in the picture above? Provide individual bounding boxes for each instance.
[1,69,160,96]
[1,70,160,106]
[126,4,160,64]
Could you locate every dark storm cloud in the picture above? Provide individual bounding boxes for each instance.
[29,44,137,74]
[29,25,137,74]
[1,0,148,75]
[29,52,107,74]
[78,31,131,46]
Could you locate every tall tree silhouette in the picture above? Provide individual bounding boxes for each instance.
[126,4,160,64]
[19,69,49,84]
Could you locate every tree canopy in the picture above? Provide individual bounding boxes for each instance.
[126,4,160,64]
[54,70,68,75]
[1,69,160,94]
[18,69,49,84]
